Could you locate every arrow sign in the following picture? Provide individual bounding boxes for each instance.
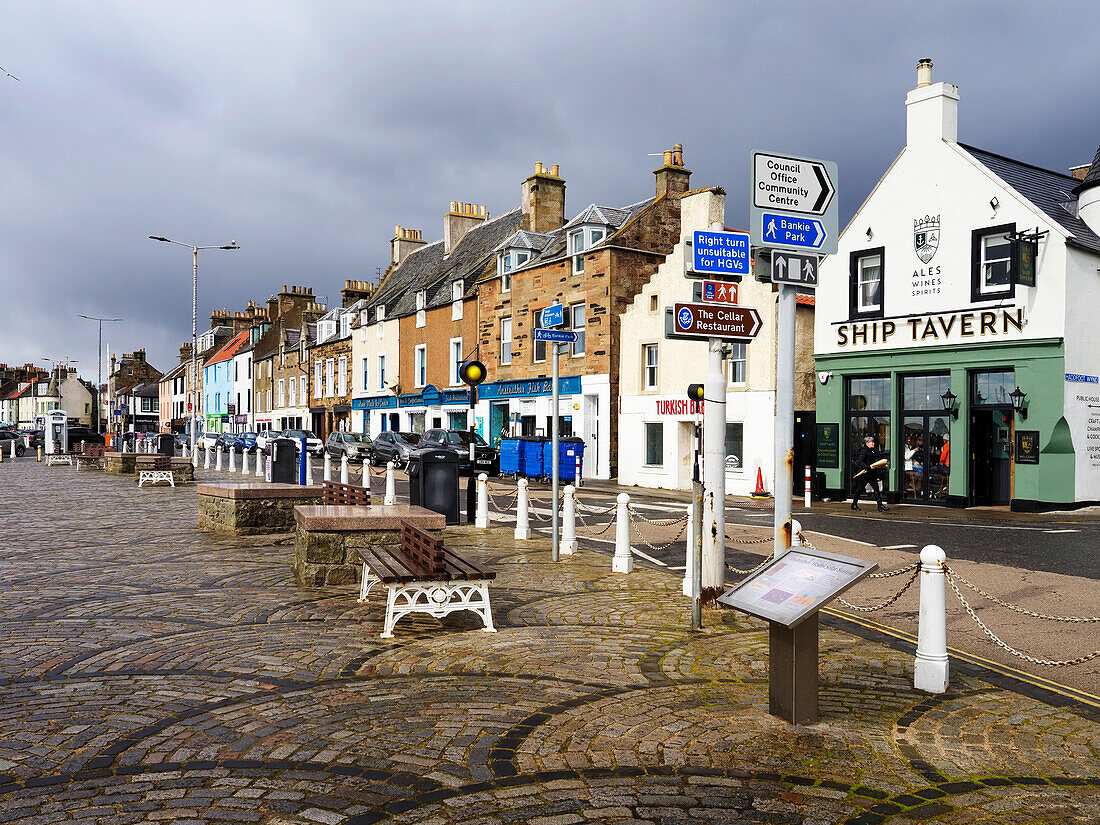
[540,303,564,328]
[761,212,826,251]
[753,151,835,215]
[771,251,818,288]
[533,328,578,344]
[670,302,762,340]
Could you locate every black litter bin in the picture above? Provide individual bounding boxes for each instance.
[408,448,460,524]
[157,433,175,456]
[270,438,299,484]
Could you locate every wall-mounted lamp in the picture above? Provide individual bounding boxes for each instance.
[1009,386,1028,420]
[940,388,959,419]
[865,227,873,241]
[990,196,1000,211]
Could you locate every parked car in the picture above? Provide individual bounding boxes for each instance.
[27,429,44,451]
[200,432,222,452]
[419,428,499,475]
[369,431,421,468]
[280,429,325,457]
[66,426,106,446]
[0,430,27,457]
[325,431,372,463]
[213,432,242,453]
[255,429,278,454]
[236,431,258,453]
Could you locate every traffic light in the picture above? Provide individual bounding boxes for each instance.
[459,360,486,387]
[687,384,704,403]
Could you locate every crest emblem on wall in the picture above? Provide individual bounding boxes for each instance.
[913,214,940,263]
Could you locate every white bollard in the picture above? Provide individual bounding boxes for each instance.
[384,461,396,505]
[304,452,315,486]
[257,449,265,478]
[228,446,237,473]
[340,455,349,485]
[476,473,489,528]
[914,545,950,693]
[561,485,577,555]
[241,448,250,475]
[805,465,812,510]
[12,438,18,458]
[612,493,633,573]
[575,454,582,488]
[203,443,210,469]
[215,446,223,472]
[323,452,332,483]
[791,519,803,547]
[183,443,190,460]
[683,502,696,597]
[514,478,531,540]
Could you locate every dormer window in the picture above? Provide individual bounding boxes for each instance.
[416,290,426,328]
[499,249,530,292]
[451,281,463,321]
[376,305,385,339]
[569,227,606,274]
[340,314,351,338]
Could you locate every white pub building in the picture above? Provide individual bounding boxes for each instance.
[814,60,1100,510]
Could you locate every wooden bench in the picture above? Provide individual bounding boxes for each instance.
[322,480,370,507]
[357,520,496,639]
[75,443,107,470]
[137,454,175,487]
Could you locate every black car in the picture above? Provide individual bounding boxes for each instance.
[369,431,421,468]
[67,426,106,446]
[325,431,373,463]
[0,430,26,457]
[419,428,499,476]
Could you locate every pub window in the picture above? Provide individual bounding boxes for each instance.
[971,223,1015,302]
[848,247,884,319]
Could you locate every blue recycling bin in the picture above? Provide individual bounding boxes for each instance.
[520,437,547,479]
[499,438,521,476]
[558,437,585,482]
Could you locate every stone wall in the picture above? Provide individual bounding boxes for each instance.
[293,528,401,587]
[198,493,317,535]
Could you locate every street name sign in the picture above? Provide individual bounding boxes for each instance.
[540,303,564,328]
[750,150,838,255]
[533,328,578,344]
[771,251,818,287]
[701,279,738,304]
[690,229,751,278]
[670,302,762,340]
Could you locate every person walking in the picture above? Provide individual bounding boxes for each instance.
[851,435,890,512]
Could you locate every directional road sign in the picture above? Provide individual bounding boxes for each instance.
[533,328,578,344]
[750,150,838,255]
[669,302,762,341]
[701,279,738,304]
[690,229,750,278]
[540,303,564,328]
[752,152,835,215]
[771,251,818,288]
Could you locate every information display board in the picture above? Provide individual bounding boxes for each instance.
[717,548,877,628]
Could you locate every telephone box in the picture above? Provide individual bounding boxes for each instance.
[45,410,68,454]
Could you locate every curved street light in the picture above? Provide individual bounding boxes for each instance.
[148,236,240,466]
[78,315,122,433]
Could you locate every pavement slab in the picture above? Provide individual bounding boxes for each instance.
[0,459,1097,823]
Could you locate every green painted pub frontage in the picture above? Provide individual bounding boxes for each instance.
[813,61,1100,511]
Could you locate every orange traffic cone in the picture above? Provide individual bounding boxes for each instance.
[750,467,771,498]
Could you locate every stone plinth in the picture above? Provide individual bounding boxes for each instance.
[198,482,324,536]
[104,452,139,475]
[293,504,445,587]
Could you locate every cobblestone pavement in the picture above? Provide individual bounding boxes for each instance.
[0,459,1097,823]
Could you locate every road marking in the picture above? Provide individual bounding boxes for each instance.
[1043,529,1080,534]
[882,544,918,550]
[824,513,1058,532]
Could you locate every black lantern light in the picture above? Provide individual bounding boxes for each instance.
[939,388,958,419]
[1009,386,1028,420]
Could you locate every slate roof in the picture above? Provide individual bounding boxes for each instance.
[1075,143,1100,191]
[494,229,553,253]
[368,209,524,321]
[961,144,1100,255]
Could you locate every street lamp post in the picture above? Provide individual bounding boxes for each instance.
[78,315,122,434]
[149,236,239,466]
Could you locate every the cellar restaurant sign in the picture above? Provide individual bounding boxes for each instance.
[834,306,1024,349]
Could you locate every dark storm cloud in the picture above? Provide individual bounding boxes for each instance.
[1,1,1096,379]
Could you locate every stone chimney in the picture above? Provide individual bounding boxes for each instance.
[341,279,374,307]
[178,342,193,364]
[444,202,488,255]
[391,226,426,267]
[521,162,566,234]
[654,143,692,198]
[1074,144,1100,234]
[906,58,958,146]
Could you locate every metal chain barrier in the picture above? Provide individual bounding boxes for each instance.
[527,492,565,522]
[727,534,773,546]
[837,565,919,612]
[626,504,687,527]
[626,507,688,551]
[486,485,520,513]
[575,506,615,537]
[575,496,617,516]
[725,553,774,576]
[943,564,1100,666]
[944,565,1100,622]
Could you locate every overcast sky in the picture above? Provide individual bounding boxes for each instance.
[2,1,1097,382]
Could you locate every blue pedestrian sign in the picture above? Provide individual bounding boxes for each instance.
[540,303,564,328]
[533,328,578,344]
[690,230,750,278]
[760,212,827,251]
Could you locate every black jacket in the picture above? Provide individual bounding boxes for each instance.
[853,444,886,474]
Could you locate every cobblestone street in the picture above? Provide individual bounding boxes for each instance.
[1,459,1097,824]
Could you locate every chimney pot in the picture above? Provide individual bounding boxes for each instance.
[673,145,683,166]
[535,161,543,174]
[663,150,673,166]
[917,58,933,88]
[551,164,559,177]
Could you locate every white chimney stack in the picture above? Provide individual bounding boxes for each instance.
[906,58,959,146]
